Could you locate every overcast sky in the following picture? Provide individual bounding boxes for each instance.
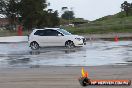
[47,0,132,21]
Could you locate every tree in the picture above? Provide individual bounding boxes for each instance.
[48,9,53,13]
[50,10,60,27]
[0,0,7,16]
[61,11,74,20]
[17,0,59,29]
[35,10,59,28]
[0,0,60,30]
[0,0,20,30]
[121,1,132,16]
[61,7,75,20]
[7,0,20,26]
[61,7,68,12]
[19,0,47,30]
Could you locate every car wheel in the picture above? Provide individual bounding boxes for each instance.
[65,41,75,48]
[30,42,39,50]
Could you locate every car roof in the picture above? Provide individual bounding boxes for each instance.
[33,28,60,31]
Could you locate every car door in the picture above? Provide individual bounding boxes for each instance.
[35,29,65,46]
[44,29,65,46]
[33,30,48,46]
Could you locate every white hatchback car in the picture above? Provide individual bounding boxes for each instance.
[28,28,86,50]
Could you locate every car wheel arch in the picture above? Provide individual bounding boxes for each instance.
[30,41,40,50]
[30,41,38,45]
[65,40,75,48]
[30,41,39,46]
[65,40,74,45]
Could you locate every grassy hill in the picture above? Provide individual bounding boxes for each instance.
[0,12,132,36]
[63,12,132,34]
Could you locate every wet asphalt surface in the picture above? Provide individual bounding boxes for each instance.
[0,40,132,68]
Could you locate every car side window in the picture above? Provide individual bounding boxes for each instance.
[34,30,44,36]
[34,29,62,36]
[44,29,61,36]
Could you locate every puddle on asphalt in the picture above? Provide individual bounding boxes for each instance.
[0,40,132,68]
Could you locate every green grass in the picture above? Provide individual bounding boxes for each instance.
[0,12,132,36]
[62,12,132,34]
[65,26,132,34]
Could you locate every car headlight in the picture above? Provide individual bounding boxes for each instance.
[75,38,82,41]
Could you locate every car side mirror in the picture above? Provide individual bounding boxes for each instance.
[58,34,62,36]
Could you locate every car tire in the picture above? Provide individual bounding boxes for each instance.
[30,42,40,50]
[65,41,75,48]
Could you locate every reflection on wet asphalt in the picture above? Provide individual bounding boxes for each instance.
[0,41,132,68]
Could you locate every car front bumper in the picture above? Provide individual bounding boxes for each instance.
[74,38,86,46]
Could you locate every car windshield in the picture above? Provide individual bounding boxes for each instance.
[57,29,72,35]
